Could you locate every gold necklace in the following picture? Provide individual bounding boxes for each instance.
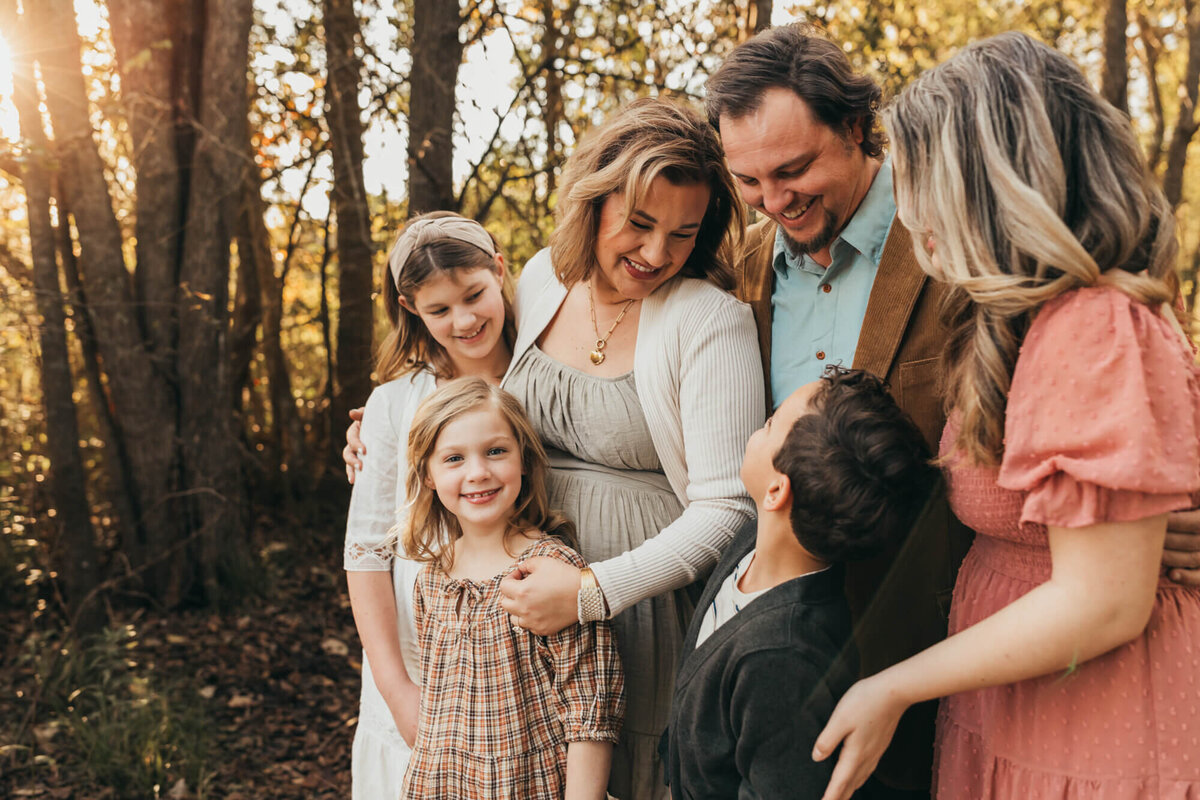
[586,281,636,365]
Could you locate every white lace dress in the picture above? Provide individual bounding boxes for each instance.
[343,370,437,800]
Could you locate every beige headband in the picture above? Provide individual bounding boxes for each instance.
[388,216,497,288]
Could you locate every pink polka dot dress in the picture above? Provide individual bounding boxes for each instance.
[935,287,1200,799]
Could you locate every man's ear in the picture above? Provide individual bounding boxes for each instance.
[848,117,865,145]
[761,472,792,513]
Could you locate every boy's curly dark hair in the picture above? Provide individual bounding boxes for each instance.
[774,366,939,562]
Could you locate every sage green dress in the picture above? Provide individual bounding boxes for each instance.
[506,344,691,800]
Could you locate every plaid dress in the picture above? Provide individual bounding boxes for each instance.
[402,537,625,799]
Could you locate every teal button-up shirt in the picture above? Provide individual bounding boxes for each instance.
[769,159,896,408]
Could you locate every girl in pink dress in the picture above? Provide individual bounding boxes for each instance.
[813,33,1200,800]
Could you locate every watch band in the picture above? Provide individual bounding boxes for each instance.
[577,566,607,623]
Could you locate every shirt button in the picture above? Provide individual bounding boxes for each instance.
[816,350,826,360]
[821,284,832,293]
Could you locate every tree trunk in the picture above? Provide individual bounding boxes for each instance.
[230,204,262,417]
[15,0,263,610]
[1164,0,1200,207]
[56,195,140,558]
[31,0,183,600]
[8,7,104,631]
[1101,0,1128,113]
[1137,14,1166,172]
[106,0,187,373]
[752,0,772,33]
[539,0,570,198]
[235,152,307,490]
[318,210,338,465]
[324,0,375,463]
[407,0,463,214]
[175,0,255,605]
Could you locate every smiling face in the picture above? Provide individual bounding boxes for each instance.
[720,87,876,264]
[740,380,821,504]
[425,404,523,537]
[591,176,712,302]
[403,262,508,373]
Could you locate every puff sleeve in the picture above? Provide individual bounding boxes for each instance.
[997,287,1200,528]
[531,541,625,744]
[343,385,404,570]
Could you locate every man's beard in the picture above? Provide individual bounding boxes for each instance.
[780,208,839,259]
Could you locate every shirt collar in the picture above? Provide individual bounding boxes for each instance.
[772,157,896,276]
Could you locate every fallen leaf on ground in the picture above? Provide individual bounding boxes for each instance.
[227,693,258,709]
[320,637,348,656]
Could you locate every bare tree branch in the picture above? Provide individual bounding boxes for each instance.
[1136,12,1166,171]
[0,149,20,181]
[280,150,322,283]
[1101,0,1129,113]
[0,241,33,287]
[1164,0,1200,206]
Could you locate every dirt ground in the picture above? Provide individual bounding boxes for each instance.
[0,525,364,799]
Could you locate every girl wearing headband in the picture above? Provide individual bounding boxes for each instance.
[342,210,515,799]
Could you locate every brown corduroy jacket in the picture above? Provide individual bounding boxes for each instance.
[737,217,974,793]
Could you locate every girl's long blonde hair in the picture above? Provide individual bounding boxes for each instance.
[884,32,1179,465]
[376,211,517,383]
[401,377,575,572]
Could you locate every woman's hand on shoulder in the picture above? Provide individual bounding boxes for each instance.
[498,555,581,636]
[813,673,910,800]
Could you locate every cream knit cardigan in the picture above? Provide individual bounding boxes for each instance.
[505,248,765,616]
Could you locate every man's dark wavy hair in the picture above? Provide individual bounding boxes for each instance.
[775,366,938,562]
[705,23,885,159]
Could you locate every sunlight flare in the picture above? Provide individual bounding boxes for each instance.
[0,32,17,141]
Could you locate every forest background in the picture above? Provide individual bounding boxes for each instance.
[0,0,1197,796]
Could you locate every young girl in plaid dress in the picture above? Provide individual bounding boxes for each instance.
[400,377,625,800]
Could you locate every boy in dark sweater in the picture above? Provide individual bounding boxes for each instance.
[663,367,939,799]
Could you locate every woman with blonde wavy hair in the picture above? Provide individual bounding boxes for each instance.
[495,97,764,799]
[346,98,763,798]
[812,32,1200,800]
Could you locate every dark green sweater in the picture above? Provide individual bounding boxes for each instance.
[663,521,856,799]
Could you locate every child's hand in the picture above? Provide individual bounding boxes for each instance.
[343,407,366,484]
[498,556,582,635]
[812,674,909,800]
[387,677,421,748]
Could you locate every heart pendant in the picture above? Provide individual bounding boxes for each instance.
[589,350,605,365]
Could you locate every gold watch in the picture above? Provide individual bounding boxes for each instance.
[577,566,607,623]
